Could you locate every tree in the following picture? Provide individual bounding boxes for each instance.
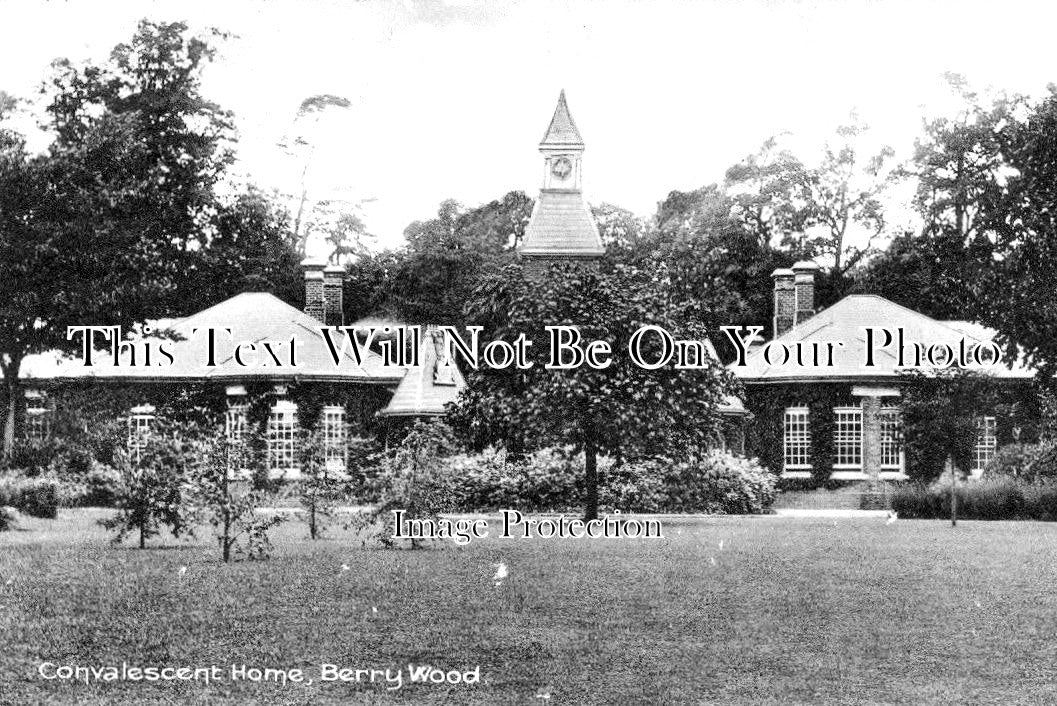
[355,419,458,548]
[854,74,1012,322]
[2,21,241,453]
[978,86,1057,379]
[348,192,532,325]
[192,437,284,562]
[899,370,999,483]
[276,94,376,261]
[101,422,204,548]
[724,136,812,249]
[592,202,647,250]
[449,261,737,521]
[195,187,303,307]
[0,115,170,452]
[45,20,237,313]
[726,121,898,291]
[910,74,1010,244]
[297,428,342,540]
[624,185,791,361]
[849,231,975,321]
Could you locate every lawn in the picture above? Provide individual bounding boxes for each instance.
[3,510,1057,705]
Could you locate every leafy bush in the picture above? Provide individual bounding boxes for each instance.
[0,507,13,531]
[1021,484,1057,521]
[101,424,207,548]
[442,447,587,513]
[983,441,1057,481]
[660,452,777,514]
[192,439,284,562]
[0,439,64,476]
[356,419,460,547]
[368,443,776,516]
[889,478,1057,520]
[46,462,123,508]
[984,444,1038,479]
[599,458,668,513]
[0,475,60,519]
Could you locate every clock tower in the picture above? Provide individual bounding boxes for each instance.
[520,90,604,267]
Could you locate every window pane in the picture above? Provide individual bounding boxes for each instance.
[322,405,346,471]
[783,408,811,469]
[267,402,298,478]
[971,416,997,475]
[24,392,50,442]
[833,407,863,468]
[879,407,903,470]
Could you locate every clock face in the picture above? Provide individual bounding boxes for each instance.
[551,157,572,180]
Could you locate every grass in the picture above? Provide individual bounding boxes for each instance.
[3,511,1057,705]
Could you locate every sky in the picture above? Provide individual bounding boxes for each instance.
[2,0,1057,254]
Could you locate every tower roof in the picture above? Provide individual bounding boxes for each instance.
[540,90,584,148]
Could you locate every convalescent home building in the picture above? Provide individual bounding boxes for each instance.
[11,91,752,467]
[12,263,465,478]
[733,263,1036,481]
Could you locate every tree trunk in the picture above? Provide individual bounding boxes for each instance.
[139,523,146,549]
[223,519,231,563]
[583,429,599,522]
[2,363,22,456]
[948,455,958,528]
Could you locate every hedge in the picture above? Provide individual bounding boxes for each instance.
[891,478,1057,521]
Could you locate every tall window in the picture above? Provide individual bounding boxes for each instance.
[322,405,347,472]
[226,400,247,442]
[128,404,155,454]
[879,407,904,472]
[267,401,298,478]
[24,390,50,442]
[783,407,811,470]
[833,407,863,469]
[971,416,997,475]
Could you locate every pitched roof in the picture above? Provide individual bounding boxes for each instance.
[520,190,604,257]
[380,328,466,416]
[732,294,1033,382]
[43,292,403,383]
[540,90,584,148]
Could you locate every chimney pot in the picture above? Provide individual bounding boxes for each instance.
[323,263,345,327]
[772,268,795,339]
[792,260,819,327]
[301,258,326,323]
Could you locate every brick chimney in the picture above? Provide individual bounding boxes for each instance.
[793,260,819,327]
[323,263,345,327]
[301,258,326,323]
[772,268,795,338]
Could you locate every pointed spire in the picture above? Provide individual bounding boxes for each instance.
[540,90,584,148]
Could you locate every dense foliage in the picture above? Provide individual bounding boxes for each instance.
[891,478,1057,521]
[450,260,737,520]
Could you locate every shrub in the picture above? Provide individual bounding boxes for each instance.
[599,459,668,513]
[101,424,207,548]
[983,441,1057,482]
[0,507,13,531]
[662,452,777,514]
[984,444,1038,479]
[0,439,64,476]
[0,475,60,519]
[891,478,1057,521]
[50,462,123,507]
[1022,484,1057,521]
[192,439,285,562]
[379,447,776,516]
